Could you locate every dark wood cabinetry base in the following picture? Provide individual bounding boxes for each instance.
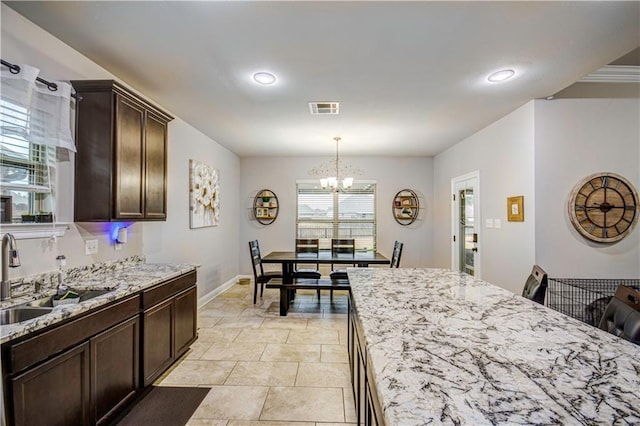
[348,293,384,426]
[2,270,197,426]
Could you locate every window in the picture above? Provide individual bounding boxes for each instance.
[296,181,376,251]
[1,63,74,228]
[0,98,55,223]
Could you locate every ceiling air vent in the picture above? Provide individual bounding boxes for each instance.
[309,101,339,115]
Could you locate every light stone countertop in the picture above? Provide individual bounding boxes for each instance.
[1,258,197,344]
[347,267,640,425]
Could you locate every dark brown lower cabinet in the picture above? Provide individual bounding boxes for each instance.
[92,316,140,425]
[142,273,198,387]
[2,270,198,426]
[174,286,197,356]
[142,298,174,386]
[11,341,91,426]
[348,293,383,426]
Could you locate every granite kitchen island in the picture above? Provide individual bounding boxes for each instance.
[347,268,640,425]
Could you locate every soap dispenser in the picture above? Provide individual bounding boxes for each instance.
[56,255,67,294]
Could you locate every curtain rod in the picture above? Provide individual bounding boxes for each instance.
[1,59,80,100]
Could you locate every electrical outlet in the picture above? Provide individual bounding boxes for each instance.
[85,239,98,255]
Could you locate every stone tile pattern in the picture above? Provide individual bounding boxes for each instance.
[157,284,356,425]
[1,256,197,343]
[348,267,640,425]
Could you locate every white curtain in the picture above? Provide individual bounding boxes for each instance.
[0,64,75,152]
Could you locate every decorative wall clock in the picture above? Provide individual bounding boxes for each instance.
[568,172,639,243]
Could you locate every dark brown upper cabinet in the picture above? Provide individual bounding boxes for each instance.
[71,80,173,222]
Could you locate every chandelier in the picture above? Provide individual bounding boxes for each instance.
[308,137,363,191]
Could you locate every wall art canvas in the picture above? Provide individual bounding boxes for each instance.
[189,159,220,228]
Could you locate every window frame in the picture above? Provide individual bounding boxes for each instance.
[295,179,377,252]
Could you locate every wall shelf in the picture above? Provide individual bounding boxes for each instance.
[253,189,279,225]
[392,189,419,225]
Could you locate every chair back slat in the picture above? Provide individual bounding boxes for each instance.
[390,241,403,268]
[296,238,320,254]
[249,240,264,280]
[331,239,355,254]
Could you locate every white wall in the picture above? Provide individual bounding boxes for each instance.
[1,5,241,295]
[433,102,536,294]
[239,156,434,275]
[534,98,640,278]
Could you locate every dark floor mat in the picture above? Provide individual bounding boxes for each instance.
[114,386,210,426]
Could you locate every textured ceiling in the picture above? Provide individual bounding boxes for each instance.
[4,1,639,157]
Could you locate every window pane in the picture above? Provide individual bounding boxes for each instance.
[297,191,334,220]
[296,181,376,252]
[1,98,54,221]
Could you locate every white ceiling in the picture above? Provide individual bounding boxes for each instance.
[5,1,639,157]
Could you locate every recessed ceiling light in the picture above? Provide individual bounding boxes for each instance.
[253,72,277,85]
[487,69,515,82]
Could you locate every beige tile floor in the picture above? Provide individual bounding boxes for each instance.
[155,282,356,426]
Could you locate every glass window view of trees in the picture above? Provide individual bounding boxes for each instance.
[296,181,376,252]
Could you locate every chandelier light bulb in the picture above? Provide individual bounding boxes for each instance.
[309,136,363,192]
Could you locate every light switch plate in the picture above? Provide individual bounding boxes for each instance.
[494,219,502,229]
[485,219,494,228]
[85,239,98,255]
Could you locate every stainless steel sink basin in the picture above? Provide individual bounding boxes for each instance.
[23,289,112,308]
[1,289,112,325]
[0,307,54,325]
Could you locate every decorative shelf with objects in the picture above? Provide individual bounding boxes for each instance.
[393,189,420,225]
[253,189,279,225]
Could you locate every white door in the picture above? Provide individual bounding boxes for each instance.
[451,172,480,277]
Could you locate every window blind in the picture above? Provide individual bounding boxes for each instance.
[1,88,56,222]
[296,181,376,252]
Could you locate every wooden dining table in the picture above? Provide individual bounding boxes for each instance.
[261,250,390,284]
[261,250,390,315]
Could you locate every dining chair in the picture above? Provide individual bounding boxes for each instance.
[328,238,355,300]
[248,240,283,304]
[521,265,548,305]
[390,240,403,268]
[329,238,355,280]
[598,286,640,345]
[293,238,322,298]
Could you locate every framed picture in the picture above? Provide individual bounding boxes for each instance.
[256,208,267,218]
[0,196,12,224]
[394,199,401,208]
[507,195,524,222]
[189,160,220,228]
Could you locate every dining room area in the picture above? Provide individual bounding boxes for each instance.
[2,1,639,425]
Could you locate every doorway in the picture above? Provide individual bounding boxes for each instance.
[451,172,480,277]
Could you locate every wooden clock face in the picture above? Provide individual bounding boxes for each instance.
[568,172,639,243]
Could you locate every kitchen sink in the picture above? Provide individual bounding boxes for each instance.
[1,289,112,325]
[23,289,112,308]
[0,306,54,325]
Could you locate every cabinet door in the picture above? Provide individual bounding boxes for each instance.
[143,298,174,386]
[174,287,197,357]
[144,111,168,220]
[91,316,140,425]
[11,342,90,426]
[115,94,145,219]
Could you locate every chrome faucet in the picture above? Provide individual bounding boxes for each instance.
[1,233,21,301]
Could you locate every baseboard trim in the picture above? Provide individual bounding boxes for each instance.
[197,274,253,308]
